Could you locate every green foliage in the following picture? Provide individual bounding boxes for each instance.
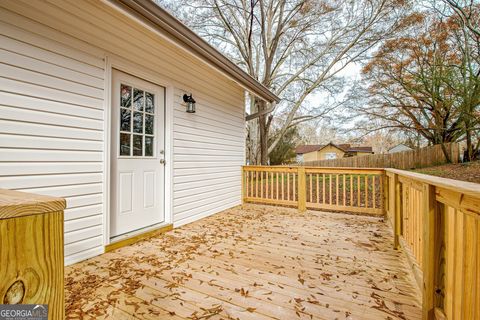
[268,127,300,165]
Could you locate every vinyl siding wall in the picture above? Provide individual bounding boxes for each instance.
[172,88,245,226]
[0,0,245,265]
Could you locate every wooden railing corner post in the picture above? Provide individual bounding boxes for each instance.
[0,189,66,319]
[422,183,436,320]
[381,170,387,217]
[393,173,401,249]
[298,166,307,212]
[241,166,245,205]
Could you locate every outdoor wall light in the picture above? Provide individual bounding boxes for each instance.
[183,94,196,113]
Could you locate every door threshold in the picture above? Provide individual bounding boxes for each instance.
[105,223,173,252]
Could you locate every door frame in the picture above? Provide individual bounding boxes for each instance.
[103,54,174,247]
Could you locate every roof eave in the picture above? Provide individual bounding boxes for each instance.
[109,0,280,103]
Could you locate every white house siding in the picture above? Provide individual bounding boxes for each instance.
[0,0,245,264]
[0,6,106,265]
[172,88,245,226]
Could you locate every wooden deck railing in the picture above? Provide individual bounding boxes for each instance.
[242,166,384,215]
[385,169,480,320]
[242,165,480,319]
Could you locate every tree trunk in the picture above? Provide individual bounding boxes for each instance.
[465,122,473,162]
[257,99,269,165]
[440,142,452,164]
[247,95,260,165]
[259,114,269,165]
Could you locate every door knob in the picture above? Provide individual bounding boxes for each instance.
[159,159,166,164]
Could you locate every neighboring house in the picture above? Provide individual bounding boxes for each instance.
[295,145,322,163]
[388,144,413,154]
[0,0,278,265]
[295,143,373,162]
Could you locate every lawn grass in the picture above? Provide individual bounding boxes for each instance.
[412,160,480,184]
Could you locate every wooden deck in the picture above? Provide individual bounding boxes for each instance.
[65,204,421,319]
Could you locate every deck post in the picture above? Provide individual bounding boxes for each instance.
[381,170,387,216]
[393,173,401,249]
[422,183,436,320]
[0,189,66,319]
[241,166,245,205]
[298,166,306,212]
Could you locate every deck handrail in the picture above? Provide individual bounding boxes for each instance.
[386,168,480,197]
[383,169,479,320]
[242,165,480,319]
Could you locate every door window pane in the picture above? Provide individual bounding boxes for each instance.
[145,92,154,113]
[145,114,154,135]
[133,88,144,111]
[120,108,131,132]
[145,136,154,157]
[133,135,143,156]
[120,133,131,156]
[133,112,143,134]
[119,84,158,158]
[121,84,132,108]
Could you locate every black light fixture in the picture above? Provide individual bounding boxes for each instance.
[183,94,196,113]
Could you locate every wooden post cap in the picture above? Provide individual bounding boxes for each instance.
[0,189,66,219]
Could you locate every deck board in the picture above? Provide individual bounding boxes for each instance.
[66,204,421,319]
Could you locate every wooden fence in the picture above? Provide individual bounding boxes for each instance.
[303,143,460,170]
[242,165,480,319]
[242,166,384,215]
[385,169,479,320]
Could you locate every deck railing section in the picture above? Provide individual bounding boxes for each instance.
[304,167,384,214]
[242,166,384,215]
[242,166,298,207]
[243,165,480,319]
[385,169,480,320]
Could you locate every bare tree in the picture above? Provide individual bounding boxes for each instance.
[441,0,480,36]
[356,7,480,161]
[158,0,410,164]
[440,0,480,160]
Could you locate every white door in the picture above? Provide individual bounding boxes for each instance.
[110,70,165,237]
